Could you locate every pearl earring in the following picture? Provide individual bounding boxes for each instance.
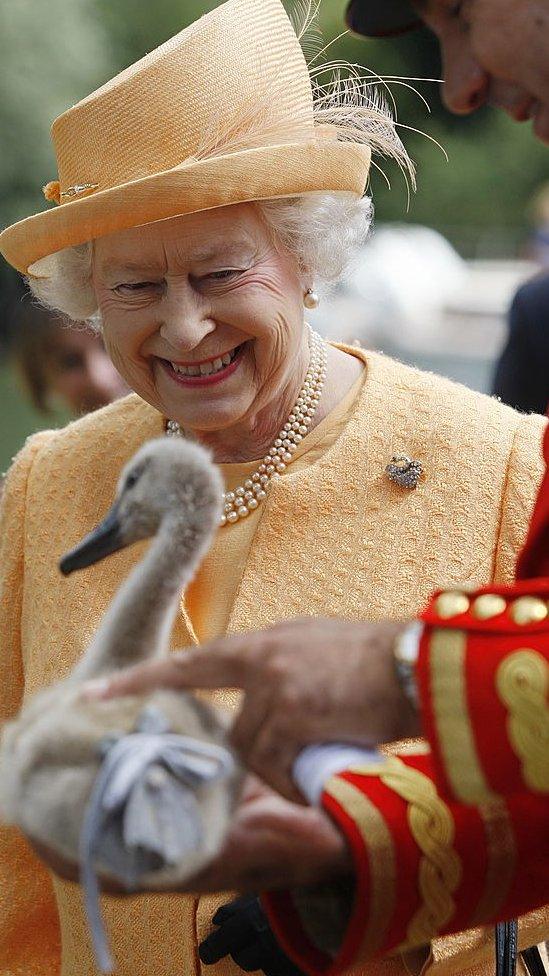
[304,288,319,309]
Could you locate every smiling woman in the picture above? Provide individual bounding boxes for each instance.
[0,0,547,975]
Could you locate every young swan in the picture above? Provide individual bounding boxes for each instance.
[0,438,242,894]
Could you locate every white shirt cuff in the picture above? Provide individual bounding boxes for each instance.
[293,743,383,805]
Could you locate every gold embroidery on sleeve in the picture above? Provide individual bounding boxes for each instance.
[496,649,549,793]
[324,775,396,959]
[429,628,496,804]
[352,756,462,947]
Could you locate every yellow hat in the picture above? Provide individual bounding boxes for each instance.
[0,0,386,275]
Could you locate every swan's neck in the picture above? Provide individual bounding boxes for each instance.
[70,524,199,682]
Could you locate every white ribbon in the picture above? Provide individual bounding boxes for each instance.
[79,706,235,973]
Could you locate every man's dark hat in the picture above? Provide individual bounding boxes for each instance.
[345,0,422,38]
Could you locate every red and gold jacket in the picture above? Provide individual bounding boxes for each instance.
[264,428,549,973]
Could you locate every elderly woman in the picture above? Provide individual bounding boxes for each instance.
[0,0,547,974]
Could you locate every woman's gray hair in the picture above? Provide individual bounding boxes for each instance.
[26,191,373,326]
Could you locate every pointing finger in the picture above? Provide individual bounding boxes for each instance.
[80,640,256,701]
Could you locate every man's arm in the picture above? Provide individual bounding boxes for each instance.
[263,745,549,974]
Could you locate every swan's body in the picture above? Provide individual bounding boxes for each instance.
[0,438,242,890]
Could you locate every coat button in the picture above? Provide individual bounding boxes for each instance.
[435,591,470,619]
[471,594,507,620]
[509,596,548,625]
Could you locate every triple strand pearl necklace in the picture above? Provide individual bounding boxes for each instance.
[166,326,327,527]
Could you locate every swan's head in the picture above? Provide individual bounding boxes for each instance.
[60,438,223,574]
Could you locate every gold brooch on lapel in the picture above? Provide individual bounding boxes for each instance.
[385,455,424,489]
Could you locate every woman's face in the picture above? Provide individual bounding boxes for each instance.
[46,329,129,414]
[92,204,308,434]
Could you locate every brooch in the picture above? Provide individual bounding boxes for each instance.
[385,455,423,489]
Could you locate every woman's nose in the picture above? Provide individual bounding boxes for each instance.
[159,284,216,350]
[440,38,490,115]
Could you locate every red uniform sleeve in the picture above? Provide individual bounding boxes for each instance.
[417,427,549,803]
[418,578,549,804]
[263,747,549,973]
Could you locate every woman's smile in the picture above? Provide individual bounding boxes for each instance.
[158,342,247,388]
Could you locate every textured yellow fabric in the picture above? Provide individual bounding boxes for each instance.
[185,369,366,642]
[0,347,547,976]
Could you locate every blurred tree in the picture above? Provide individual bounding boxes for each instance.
[0,0,113,342]
[0,0,112,226]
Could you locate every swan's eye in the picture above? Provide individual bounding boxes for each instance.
[125,470,140,490]
[122,459,148,493]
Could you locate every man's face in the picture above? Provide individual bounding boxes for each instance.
[410,0,549,141]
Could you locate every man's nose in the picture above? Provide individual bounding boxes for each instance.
[159,283,216,351]
[441,39,489,115]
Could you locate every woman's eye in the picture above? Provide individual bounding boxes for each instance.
[114,282,158,295]
[56,352,84,373]
[206,269,241,281]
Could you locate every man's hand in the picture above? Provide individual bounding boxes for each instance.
[30,777,351,894]
[187,775,351,892]
[83,617,420,799]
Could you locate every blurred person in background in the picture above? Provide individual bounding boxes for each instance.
[11,299,129,417]
[0,289,128,500]
[492,272,549,414]
[346,0,549,141]
[493,183,549,414]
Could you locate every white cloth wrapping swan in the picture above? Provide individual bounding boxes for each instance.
[81,705,236,971]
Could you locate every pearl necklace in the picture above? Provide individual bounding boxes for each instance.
[166,326,327,527]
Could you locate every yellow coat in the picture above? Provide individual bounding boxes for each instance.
[0,348,547,976]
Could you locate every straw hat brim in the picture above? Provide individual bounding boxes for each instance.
[0,140,371,276]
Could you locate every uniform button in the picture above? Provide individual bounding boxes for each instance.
[435,591,470,619]
[471,594,507,620]
[509,596,548,625]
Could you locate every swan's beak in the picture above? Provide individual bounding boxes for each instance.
[60,502,124,575]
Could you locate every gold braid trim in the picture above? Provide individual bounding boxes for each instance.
[352,756,462,946]
[496,649,549,793]
[429,628,496,803]
[323,775,396,959]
